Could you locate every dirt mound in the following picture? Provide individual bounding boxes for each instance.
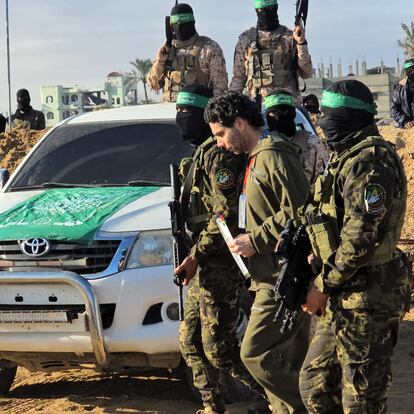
[0,128,47,174]
[379,126,414,240]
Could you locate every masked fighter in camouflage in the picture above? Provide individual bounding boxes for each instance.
[174,85,265,414]
[264,90,329,183]
[147,3,228,102]
[229,0,313,102]
[299,79,411,414]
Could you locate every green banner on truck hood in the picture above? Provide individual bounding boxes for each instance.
[0,187,159,244]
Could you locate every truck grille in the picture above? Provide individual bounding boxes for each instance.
[0,240,121,275]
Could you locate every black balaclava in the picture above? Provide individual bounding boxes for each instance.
[319,80,376,145]
[171,3,196,42]
[16,88,31,112]
[265,91,296,137]
[266,106,296,137]
[176,84,213,146]
[407,69,414,85]
[256,5,279,32]
[303,94,320,114]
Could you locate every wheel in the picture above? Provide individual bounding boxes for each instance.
[186,286,253,404]
[0,365,17,395]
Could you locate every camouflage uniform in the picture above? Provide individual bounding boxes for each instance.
[299,124,411,414]
[229,25,313,101]
[147,33,228,102]
[288,130,330,183]
[179,137,260,412]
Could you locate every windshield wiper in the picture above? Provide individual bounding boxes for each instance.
[128,180,169,187]
[10,182,94,191]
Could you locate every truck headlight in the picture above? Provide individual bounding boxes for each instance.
[126,230,173,269]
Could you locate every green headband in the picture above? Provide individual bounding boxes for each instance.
[176,92,209,109]
[170,13,195,24]
[403,61,414,70]
[254,0,277,8]
[321,90,377,115]
[265,94,295,109]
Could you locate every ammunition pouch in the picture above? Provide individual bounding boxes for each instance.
[164,36,210,102]
[245,28,298,95]
[306,215,340,263]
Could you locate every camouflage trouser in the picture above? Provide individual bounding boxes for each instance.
[179,263,260,411]
[299,306,404,414]
[240,288,310,414]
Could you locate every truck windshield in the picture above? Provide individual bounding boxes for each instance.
[9,121,192,190]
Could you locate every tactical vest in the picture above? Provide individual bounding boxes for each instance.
[245,27,298,95]
[181,137,216,236]
[304,136,406,267]
[164,36,210,102]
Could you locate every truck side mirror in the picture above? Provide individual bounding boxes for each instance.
[0,169,9,190]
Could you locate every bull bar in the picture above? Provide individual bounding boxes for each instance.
[0,271,108,368]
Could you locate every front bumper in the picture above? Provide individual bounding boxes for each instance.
[0,266,181,367]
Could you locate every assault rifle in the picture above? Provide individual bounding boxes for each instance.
[293,0,309,92]
[295,0,309,34]
[165,0,178,48]
[165,16,174,48]
[273,219,314,333]
[168,164,189,321]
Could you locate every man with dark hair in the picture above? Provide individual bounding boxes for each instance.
[147,3,228,102]
[299,79,410,413]
[174,85,264,414]
[205,91,310,414]
[391,57,414,128]
[11,89,45,130]
[229,0,312,102]
[264,90,329,183]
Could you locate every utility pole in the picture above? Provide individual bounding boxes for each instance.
[5,0,12,127]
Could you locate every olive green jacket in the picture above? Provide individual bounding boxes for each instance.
[245,132,309,290]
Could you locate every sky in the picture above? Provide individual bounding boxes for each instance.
[0,0,412,113]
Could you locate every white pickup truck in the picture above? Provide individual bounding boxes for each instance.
[0,103,316,395]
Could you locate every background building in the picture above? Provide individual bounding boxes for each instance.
[303,59,402,119]
[41,73,137,127]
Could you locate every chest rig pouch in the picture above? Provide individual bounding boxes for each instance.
[305,137,406,267]
[245,28,298,93]
[304,167,340,264]
[183,138,215,236]
[164,36,210,102]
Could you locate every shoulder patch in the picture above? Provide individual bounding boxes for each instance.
[216,168,235,189]
[364,184,386,214]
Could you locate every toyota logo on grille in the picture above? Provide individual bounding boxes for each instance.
[20,238,51,257]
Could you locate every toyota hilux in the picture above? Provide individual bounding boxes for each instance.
[0,103,316,395]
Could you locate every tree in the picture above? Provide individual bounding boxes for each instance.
[398,21,414,57]
[129,58,152,104]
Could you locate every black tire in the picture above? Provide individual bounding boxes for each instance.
[0,365,17,396]
[186,286,253,404]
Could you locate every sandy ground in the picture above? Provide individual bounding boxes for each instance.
[0,308,412,414]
